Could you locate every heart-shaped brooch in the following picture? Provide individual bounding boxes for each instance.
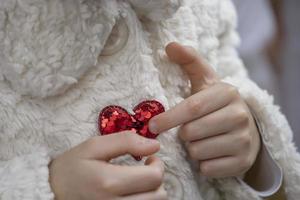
[98,100,165,160]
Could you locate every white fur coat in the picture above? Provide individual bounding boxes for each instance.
[0,0,299,199]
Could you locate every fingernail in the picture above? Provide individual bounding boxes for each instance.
[183,45,196,54]
[149,119,158,134]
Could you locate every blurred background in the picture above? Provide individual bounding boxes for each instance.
[232,0,300,150]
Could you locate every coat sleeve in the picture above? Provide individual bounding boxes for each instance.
[128,0,182,21]
[214,0,300,199]
[0,150,54,200]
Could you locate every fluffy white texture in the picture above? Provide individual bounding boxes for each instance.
[0,0,299,199]
[0,150,53,200]
[128,0,182,21]
[0,0,119,98]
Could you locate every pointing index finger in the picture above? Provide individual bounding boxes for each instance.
[149,83,234,134]
[166,42,219,93]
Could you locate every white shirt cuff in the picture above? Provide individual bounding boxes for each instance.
[237,112,283,197]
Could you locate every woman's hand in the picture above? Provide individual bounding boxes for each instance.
[49,132,167,200]
[149,42,261,178]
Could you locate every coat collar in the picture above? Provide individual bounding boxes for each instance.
[128,0,182,21]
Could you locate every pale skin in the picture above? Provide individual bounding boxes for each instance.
[149,42,261,178]
[49,132,167,200]
[49,42,261,199]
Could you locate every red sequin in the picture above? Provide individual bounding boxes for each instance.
[98,100,165,160]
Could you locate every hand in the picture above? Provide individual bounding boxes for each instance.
[149,42,261,178]
[49,132,167,200]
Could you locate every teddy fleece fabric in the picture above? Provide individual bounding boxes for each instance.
[0,0,299,199]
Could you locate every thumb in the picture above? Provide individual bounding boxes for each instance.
[165,42,219,94]
[78,132,160,161]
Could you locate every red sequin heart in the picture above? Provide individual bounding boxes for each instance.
[98,100,165,160]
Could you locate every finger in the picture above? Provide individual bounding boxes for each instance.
[186,131,243,161]
[101,156,164,196]
[179,102,249,142]
[166,42,218,94]
[199,156,249,178]
[121,185,167,200]
[77,131,160,160]
[149,83,235,134]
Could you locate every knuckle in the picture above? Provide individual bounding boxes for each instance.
[226,84,240,99]
[235,109,250,125]
[151,167,164,186]
[239,132,251,148]
[187,98,203,116]
[99,178,115,192]
[89,173,103,190]
[180,124,193,141]
[119,133,140,153]
[123,132,139,145]
[188,143,199,160]
[199,162,212,177]
[85,136,99,148]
